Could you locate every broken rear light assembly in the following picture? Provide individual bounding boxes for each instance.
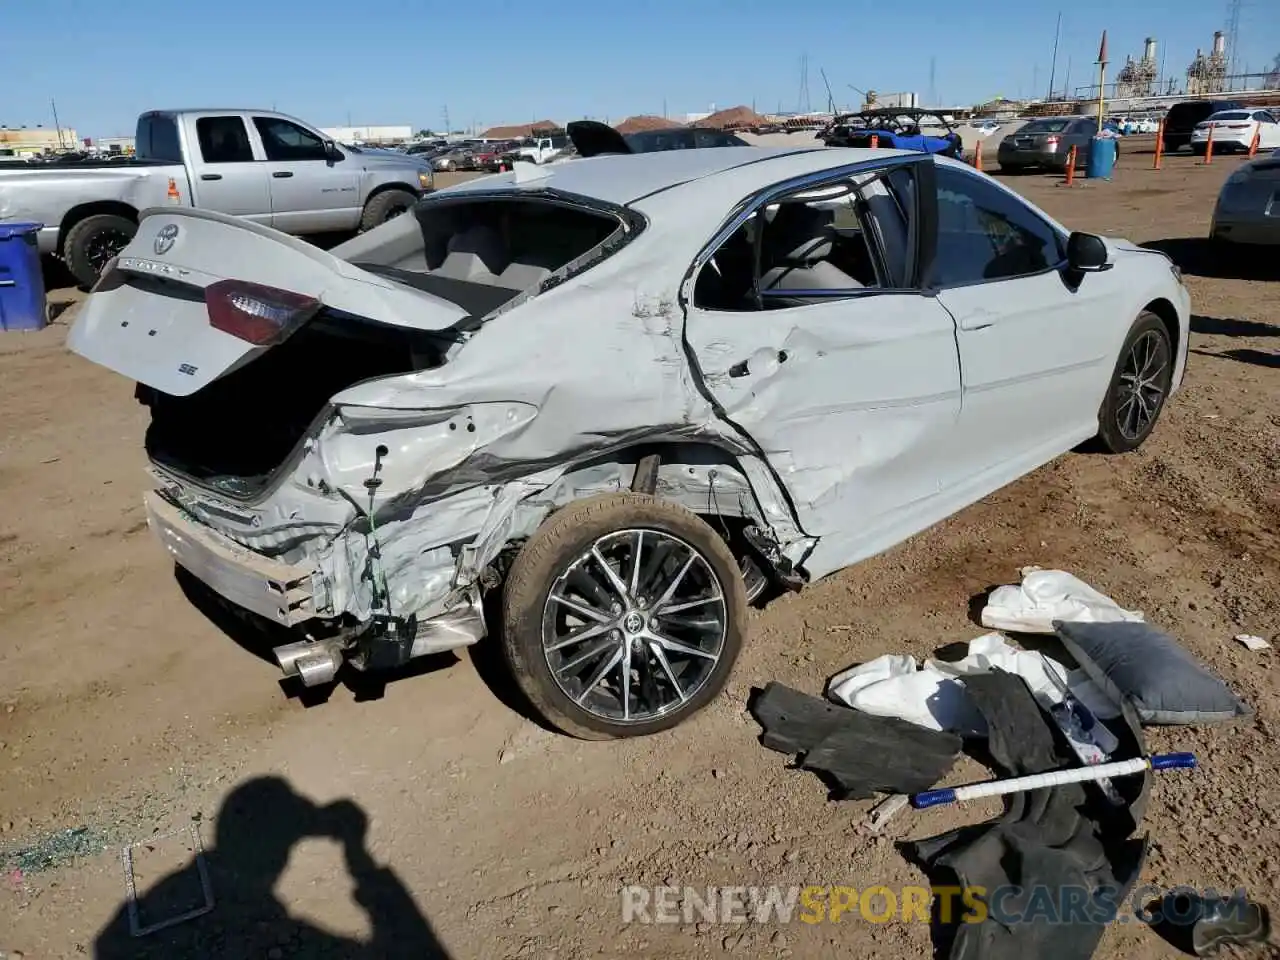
[204,279,321,346]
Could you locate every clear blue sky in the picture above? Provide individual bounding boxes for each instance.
[4,0,1277,136]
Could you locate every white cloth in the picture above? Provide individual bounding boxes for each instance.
[826,632,1120,736]
[980,566,1143,635]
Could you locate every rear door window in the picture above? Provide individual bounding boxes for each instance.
[135,114,183,162]
[196,116,255,163]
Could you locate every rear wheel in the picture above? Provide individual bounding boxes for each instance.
[359,189,417,232]
[63,214,136,287]
[501,493,747,739]
[1094,311,1174,454]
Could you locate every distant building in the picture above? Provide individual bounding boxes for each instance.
[320,124,414,145]
[0,126,78,156]
[89,136,135,155]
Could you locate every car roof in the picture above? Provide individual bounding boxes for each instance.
[437,146,832,206]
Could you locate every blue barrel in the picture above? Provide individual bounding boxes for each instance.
[1085,136,1118,180]
[0,221,48,331]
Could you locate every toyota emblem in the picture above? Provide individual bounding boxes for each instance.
[153,223,180,255]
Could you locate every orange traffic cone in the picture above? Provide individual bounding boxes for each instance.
[1202,126,1215,165]
[1064,146,1077,186]
[973,144,983,171]
[1248,128,1260,157]
[869,134,879,149]
[165,178,181,205]
[1153,119,1164,170]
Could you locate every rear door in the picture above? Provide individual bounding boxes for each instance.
[682,154,964,578]
[250,115,360,234]
[185,115,272,223]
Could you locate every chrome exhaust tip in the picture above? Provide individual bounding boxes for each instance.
[274,639,342,687]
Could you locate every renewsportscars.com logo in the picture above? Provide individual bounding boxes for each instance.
[621,884,1253,926]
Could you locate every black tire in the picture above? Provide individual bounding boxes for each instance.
[1094,311,1175,454]
[359,189,418,232]
[63,214,136,287]
[501,493,748,739]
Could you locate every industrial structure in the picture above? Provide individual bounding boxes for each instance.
[1186,31,1229,95]
[0,126,78,157]
[318,124,413,145]
[1115,38,1159,98]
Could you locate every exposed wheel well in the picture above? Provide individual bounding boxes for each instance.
[1142,297,1181,360]
[59,201,139,255]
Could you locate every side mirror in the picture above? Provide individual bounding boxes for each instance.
[324,140,343,162]
[1066,231,1111,272]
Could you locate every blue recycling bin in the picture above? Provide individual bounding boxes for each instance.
[1085,136,1118,181]
[0,221,48,331]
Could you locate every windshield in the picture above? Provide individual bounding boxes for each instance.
[1207,111,1250,121]
[1019,119,1071,134]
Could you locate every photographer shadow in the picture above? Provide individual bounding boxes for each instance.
[93,776,450,959]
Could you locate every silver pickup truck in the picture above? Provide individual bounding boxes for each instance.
[0,108,435,285]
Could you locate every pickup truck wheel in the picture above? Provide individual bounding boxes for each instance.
[501,493,747,740]
[64,214,136,287]
[360,190,418,232]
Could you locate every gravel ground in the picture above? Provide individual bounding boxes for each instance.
[1,150,1277,960]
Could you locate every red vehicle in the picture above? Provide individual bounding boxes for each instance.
[472,141,519,172]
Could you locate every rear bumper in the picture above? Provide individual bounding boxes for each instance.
[144,491,319,626]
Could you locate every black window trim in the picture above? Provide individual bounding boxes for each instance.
[682,152,935,311]
[924,164,1069,292]
[195,114,256,165]
[252,115,329,162]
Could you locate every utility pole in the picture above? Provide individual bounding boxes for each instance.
[443,105,450,134]
[50,98,65,150]
[928,57,937,106]
[1047,12,1062,100]
[1096,30,1108,126]
[1064,56,1072,100]
[662,98,667,119]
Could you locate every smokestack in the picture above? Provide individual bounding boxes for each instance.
[1212,31,1225,57]
[1144,37,1157,62]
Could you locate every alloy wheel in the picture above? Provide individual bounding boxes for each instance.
[540,529,728,724]
[1115,329,1170,441]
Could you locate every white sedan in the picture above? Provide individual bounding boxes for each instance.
[1191,109,1280,154]
[68,146,1190,738]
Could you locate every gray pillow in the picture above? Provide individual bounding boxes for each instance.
[1053,620,1251,725]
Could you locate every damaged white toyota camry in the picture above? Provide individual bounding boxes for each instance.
[69,145,1190,738]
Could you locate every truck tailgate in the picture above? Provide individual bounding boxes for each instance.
[67,207,468,397]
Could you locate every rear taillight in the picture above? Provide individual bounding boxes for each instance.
[204,279,320,345]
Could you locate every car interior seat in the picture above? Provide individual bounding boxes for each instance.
[759,203,861,292]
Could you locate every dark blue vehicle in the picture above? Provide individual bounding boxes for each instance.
[820,107,964,159]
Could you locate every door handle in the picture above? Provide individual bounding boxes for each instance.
[728,349,788,378]
[200,173,222,181]
[272,171,294,178]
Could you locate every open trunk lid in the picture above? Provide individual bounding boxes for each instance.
[68,207,468,397]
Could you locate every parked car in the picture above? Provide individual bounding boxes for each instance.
[432,147,477,172]
[969,119,1003,136]
[67,147,1189,738]
[471,142,521,172]
[1211,148,1280,245]
[820,108,964,158]
[0,109,434,286]
[997,116,1111,173]
[565,121,748,157]
[1191,109,1280,155]
[1162,99,1245,153]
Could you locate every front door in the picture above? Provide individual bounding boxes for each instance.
[186,115,272,224]
[250,115,360,233]
[928,162,1118,481]
[682,156,963,579]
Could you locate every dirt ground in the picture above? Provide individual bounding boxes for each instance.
[2,146,1278,959]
